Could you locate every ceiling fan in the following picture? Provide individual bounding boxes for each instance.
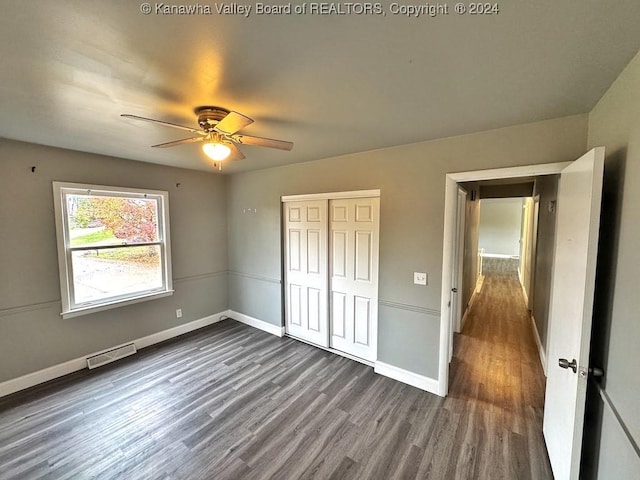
[121,106,293,170]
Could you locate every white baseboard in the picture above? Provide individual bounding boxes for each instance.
[0,357,88,399]
[530,315,547,375]
[225,310,285,337]
[520,282,529,306]
[460,307,470,332]
[374,360,441,396]
[134,312,225,349]
[0,311,227,398]
[226,314,441,397]
[461,278,482,330]
[1,309,438,400]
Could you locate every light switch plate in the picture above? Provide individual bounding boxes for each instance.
[414,272,427,285]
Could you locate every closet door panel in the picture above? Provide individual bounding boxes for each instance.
[284,200,329,347]
[329,197,379,361]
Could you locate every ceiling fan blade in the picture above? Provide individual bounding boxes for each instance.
[152,136,204,148]
[232,134,294,151]
[227,142,246,160]
[121,114,202,134]
[214,111,254,135]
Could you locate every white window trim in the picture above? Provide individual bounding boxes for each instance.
[52,181,173,319]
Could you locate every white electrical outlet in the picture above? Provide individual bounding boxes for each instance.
[414,272,427,285]
[176,308,182,318]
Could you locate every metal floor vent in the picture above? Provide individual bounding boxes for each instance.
[87,343,137,369]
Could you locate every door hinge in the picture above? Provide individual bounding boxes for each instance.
[578,366,605,380]
[589,367,604,378]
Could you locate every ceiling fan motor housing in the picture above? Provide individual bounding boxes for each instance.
[195,106,230,131]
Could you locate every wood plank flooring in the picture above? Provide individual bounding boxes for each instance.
[0,269,552,479]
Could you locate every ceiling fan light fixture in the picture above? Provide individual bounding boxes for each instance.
[202,141,231,161]
[121,107,293,168]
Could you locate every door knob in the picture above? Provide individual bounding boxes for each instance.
[451,288,458,293]
[558,358,577,373]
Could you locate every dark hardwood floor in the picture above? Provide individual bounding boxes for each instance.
[448,258,553,479]
[0,268,552,479]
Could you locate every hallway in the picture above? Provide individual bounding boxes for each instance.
[446,257,554,479]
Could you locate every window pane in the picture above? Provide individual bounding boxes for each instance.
[67,194,159,247]
[71,245,163,305]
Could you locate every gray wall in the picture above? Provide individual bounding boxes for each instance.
[479,182,534,199]
[583,49,640,478]
[0,139,228,382]
[531,175,559,364]
[227,114,588,379]
[478,198,523,256]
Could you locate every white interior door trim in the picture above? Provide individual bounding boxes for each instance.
[282,189,380,202]
[438,161,570,397]
[446,162,571,182]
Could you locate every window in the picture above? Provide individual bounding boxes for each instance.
[53,182,173,318]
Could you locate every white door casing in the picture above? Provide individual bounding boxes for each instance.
[543,147,605,480]
[329,197,380,362]
[440,162,572,397]
[284,200,329,347]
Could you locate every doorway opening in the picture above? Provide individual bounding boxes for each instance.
[450,177,555,370]
[442,169,564,479]
[439,149,605,480]
[455,185,541,339]
[438,162,569,395]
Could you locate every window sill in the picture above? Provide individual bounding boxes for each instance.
[61,290,174,319]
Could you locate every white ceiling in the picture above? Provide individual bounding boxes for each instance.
[1,1,640,174]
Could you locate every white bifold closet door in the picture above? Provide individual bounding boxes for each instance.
[284,195,379,362]
[284,200,329,347]
[329,197,379,362]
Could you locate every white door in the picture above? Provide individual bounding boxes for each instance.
[543,147,605,480]
[528,196,540,310]
[329,197,380,361]
[453,188,467,333]
[519,197,535,304]
[284,200,329,347]
[449,187,467,362]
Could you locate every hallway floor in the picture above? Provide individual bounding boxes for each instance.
[446,257,553,478]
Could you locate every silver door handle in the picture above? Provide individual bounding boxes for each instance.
[558,358,577,373]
